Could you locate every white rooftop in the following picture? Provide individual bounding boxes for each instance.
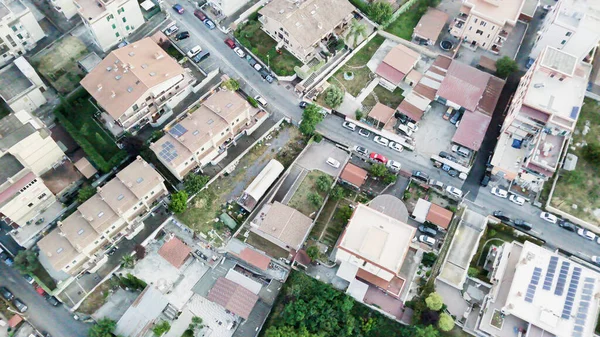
[503,241,600,337]
[338,204,415,274]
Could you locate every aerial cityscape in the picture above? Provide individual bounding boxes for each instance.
[0,0,599,336]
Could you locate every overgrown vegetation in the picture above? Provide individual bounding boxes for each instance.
[299,104,324,136]
[118,273,147,291]
[169,191,188,214]
[88,318,116,337]
[77,185,96,203]
[183,174,210,195]
[495,56,518,78]
[385,0,441,40]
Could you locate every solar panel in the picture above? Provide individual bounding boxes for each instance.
[525,267,543,303]
[543,256,559,290]
[571,277,595,335]
[554,261,570,296]
[169,123,188,137]
[158,140,179,163]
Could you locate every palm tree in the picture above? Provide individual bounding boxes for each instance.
[121,255,135,269]
[348,19,367,48]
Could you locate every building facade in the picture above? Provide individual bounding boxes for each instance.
[49,0,78,19]
[0,0,45,67]
[0,57,48,113]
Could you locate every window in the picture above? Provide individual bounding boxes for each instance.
[134,206,137,210]
[94,241,99,245]
[112,225,116,229]
[11,26,17,32]
[126,25,130,31]
[122,17,126,22]
[28,203,33,207]
[133,104,139,111]
[38,193,46,200]
[476,29,483,35]
[561,39,566,44]
[151,190,155,195]
[566,32,572,37]
[16,34,23,40]
[474,18,478,23]
[481,21,487,27]
[115,32,120,38]
[145,195,148,199]
[112,24,116,29]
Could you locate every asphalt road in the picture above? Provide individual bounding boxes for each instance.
[0,266,90,337]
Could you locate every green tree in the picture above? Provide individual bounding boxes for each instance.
[425,292,444,311]
[348,19,367,48]
[422,252,437,267]
[316,175,333,193]
[582,142,600,163]
[222,78,240,91]
[495,56,518,78]
[299,104,324,135]
[152,321,171,336]
[438,313,455,332]
[169,191,188,214]
[355,110,364,121]
[330,186,345,201]
[14,250,39,274]
[370,163,388,177]
[184,174,210,195]
[324,85,344,108]
[121,255,135,269]
[88,318,116,337]
[306,246,319,261]
[468,267,480,278]
[308,193,323,207]
[337,205,354,224]
[383,172,397,185]
[414,324,439,337]
[77,185,96,203]
[368,1,393,24]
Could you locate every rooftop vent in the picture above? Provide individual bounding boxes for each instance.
[533,83,544,89]
[141,63,148,69]
[318,22,323,29]
[155,52,164,60]
[106,66,112,72]
[77,229,85,235]
[98,211,104,218]
[279,9,284,14]
[97,84,102,91]
[207,119,214,125]
[129,51,135,56]
[150,72,156,76]
[127,86,133,92]
[111,90,116,98]
[115,75,122,80]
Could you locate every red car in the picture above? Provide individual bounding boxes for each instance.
[369,153,388,164]
[224,38,235,49]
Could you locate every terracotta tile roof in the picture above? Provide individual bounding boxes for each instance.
[207,277,259,319]
[433,55,452,69]
[413,8,449,42]
[252,202,312,250]
[376,62,406,85]
[8,314,22,328]
[426,203,453,229]
[239,247,271,271]
[376,44,420,85]
[477,76,505,116]
[478,55,497,72]
[340,163,368,188]
[368,103,396,124]
[158,236,191,268]
[397,100,424,121]
[452,110,491,150]
[74,157,97,179]
[437,60,491,112]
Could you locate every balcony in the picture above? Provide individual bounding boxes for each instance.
[491,45,501,54]
[498,30,509,39]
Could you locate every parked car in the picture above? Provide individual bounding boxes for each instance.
[398,124,413,137]
[163,25,179,35]
[539,212,558,224]
[577,228,596,240]
[12,299,28,313]
[224,38,236,49]
[186,45,202,58]
[23,274,35,284]
[326,157,340,168]
[542,4,553,10]
[396,112,408,124]
[458,172,467,180]
[253,63,263,71]
[0,251,13,266]
[203,19,216,30]
[439,151,457,162]
[45,295,60,307]
[386,160,401,172]
[358,128,370,138]
[429,180,444,191]
[354,146,368,156]
[192,50,210,63]
[443,107,453,120]
[509,195,525,206]
[342,121,356,131]
[299,101,308,109]
[418,235,436,246]
[480,174,490,187]
[446,186,463,198]
[491,187,508,198]
[233,47,246,58]
[451,144,471,157]
[254,95,267,106]
[172,4,184,14]
[592,256,600,264]
[194,9,206,20]
[418,225,437,237]
[557,220,576,232]
[369,153,388,164]
[449,110,462,124]
[448,169,459,177]
[389,141,403,152]
[0,287,14,301]
[525,57,535,69]
[175,31,190,40]
[412,171,429,183]
[406,121,419,132]
[492,211,511,222]
[514,219,533,231]
[373,136,389,146]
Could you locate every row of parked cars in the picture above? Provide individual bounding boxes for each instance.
[223,38,275,83]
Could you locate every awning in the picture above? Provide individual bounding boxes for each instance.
[141,0,155,10]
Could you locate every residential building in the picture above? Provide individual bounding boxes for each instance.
[258,0,355,64]
[475,241,600,337]
[338,163,367,190]
[412,8,449,46]
[0,57,47,113]
[250,201,313,251]
[334,203,416,299]
[375,44,420,91]
[449,0,527,53]
[206,277,259,320]
[81,37,195,135]
[73,0,144,51]
[207,0,250,18]
[411,198,453,230]
[0,110,65,231]
[49,0,78,19]
[37,156,168,275]
[491,46,590,183]
[530,0,600,62]
[114,286,170,337]
[150,89,265,180]
[0,0,45,67]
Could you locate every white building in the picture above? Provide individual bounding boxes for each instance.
[49,0,78,20]
[0,57,48,113]
[0,0,45,67]
[530,0,600,62]
[74,0,145,51]
[207,0,250,18]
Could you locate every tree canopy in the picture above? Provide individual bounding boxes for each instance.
[299,104,324,135]
[88,318,116,337]
[14,250,39,274]
[306,246,319,261]
[425,292,444,311]
[438,313,455,332]
[184,174,210,195]
[316,175,333,193]
[414,325,439,337]
[169,191,188,214]
[324,85,344,108]
[495,56,518,78]
[368,1,393,24]
[77,185,96,203]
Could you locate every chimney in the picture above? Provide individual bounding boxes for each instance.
[111,91,116,98]
[97,84,102,91]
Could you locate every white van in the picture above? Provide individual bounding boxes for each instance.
[398,124,413,137]
[254,95,267,106]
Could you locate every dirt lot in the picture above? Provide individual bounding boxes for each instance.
[287,170,330,217]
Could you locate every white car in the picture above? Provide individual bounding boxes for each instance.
[326,157,340,168]
[592,256,600,264]
[446,186,463,198]
[387,160,401,172]
[388,141,403,152]
[509,195,525,206]
[342,121,356,131]
[187,45,202,58]
[418,235,436,246]
[358,129,370,138]
[539,212,558,224]
[373,136,389,146]
[578,228,596,241]
[407,121,419,132]
[254,95,267,106]
[164,25,179,35]
[233,47,246,58]
[490,187,508,198]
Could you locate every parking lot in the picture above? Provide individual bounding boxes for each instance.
[296,141,349,177]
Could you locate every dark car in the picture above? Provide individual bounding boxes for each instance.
[493,211,511,222]
[23,274,34,284]
[412,171,429,182]
[195,249,207,260]
[13,298,28,313]
[172,4,184,14]
[450,110,462,124]
[395,112,408,124]
[418,225,437,237]
[514,219,533,231]
[0,251,13,266]
[175,31,190,40]
[439,151,457,162]
[299,101,308,109]
[525,57,535,69]
[0,286,14,301]
[45,294,60,306]
[192,50,210,63]
[193,9,206,21]
[480,174,490,187]
[448,169,459,177]
[355,146,368,156]
[558,220,576,232]
[247,56,257,67]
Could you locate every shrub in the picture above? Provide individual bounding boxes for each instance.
[184,174,210,195]
[169,191,188,214]
[313,133,323,143]
[422,252,437,267]
[438,313,455,332]
[337,205,354,224]
[306,246,319,261]
[370,163,388,177]
[324,85,344,108]
[316,175,333,193]
[152,321,171,336]
[355,110,363,121]
[425,292,444,311]
[247,96,258,108]
[368,1,393,24]
[468,267,480,278]
[77,186,96,203]
[330,186,346,201]
[308,193,324,207]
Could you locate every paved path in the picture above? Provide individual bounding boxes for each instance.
[356,78,380,102]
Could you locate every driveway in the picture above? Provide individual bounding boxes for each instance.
[296,141,349,177]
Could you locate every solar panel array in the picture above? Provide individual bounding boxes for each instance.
[169,123,188,137]
[554,261,571,296]
[572,277,595,337]
[525,267,542,303]
[158,141,178,163]
[561,267,581,319]
[543,256,559,290]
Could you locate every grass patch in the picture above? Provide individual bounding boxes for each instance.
[385,1,427,40]
[77,281,112,315]
[321,200,351,247]
[362,86,404,110]
[287,170,329,217]
[310,198,338,240]
[245,232,289,259]
[550,98,600,225]
[235,20,303,76]
[328,35,385,97]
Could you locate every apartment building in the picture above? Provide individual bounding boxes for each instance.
[0,0,45,67]
[81,37,195,135]
[530,0,600,62]
[449,0,526,53]
[258,0,355,64]
[37,156,168,275]
[491,46,590,184]
[73,0,144,51]
[0,57,47,114]
[207,0,250,18]
[0,110,65,231]
[150,89,264,180]
[49,0,78,19]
